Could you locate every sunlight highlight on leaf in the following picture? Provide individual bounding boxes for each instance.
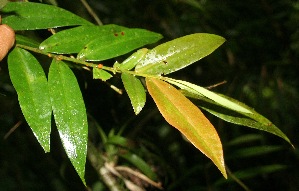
[48,60,88,185]
[135,33,225,75]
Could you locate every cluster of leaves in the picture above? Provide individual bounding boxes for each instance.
[1,1,292,188]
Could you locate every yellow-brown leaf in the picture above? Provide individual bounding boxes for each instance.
[146,77,227,178]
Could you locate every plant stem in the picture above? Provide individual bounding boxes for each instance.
[16,44,99,68]
[15,44,163,79]
[80,0,103,25]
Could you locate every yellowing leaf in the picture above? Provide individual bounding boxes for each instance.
[146,78,227,178]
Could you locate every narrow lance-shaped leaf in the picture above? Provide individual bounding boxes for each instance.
[183,90,293,146]
[121,73,146,115]
[48,60,88,185]
[146,77,227,178]
[1,2,92,30]
[77,28,163,61]
[8,47,51,152]
[135,33,225,75]
[164,77,252,114]
[40,25,127,54]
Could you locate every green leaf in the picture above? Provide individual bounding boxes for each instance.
[215,164,288,185]
[226,134,263,146]
[48,60,88,185]
[8,47,51,152]
[106,135,132,148]
[135,33,225,75]
[77,28,163,61]
[39,25,127,54]
[105,134,157,180]
[165,78,252,114]
[16,34,40,48]
[183,90,293,146]
[121,73,146,115]
[114,48,148,71]
[120,152,158,181]
[227,145,283,159]
[146,77,227,178]
[93,67,113,81]
[1,2,92,30]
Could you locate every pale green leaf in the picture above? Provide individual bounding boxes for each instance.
[114,48,148,71]
[183,90,293,146]
[1,2,92,30]
[165,77,252,114]
[121,73,146,115]
[0,0,8,9]
[146,77,227,178]
[48,60,88,185]
[8,47,51,152]
[135,33,225,75]
[93,68,113,81]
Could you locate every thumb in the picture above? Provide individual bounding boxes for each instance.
[0,24,15,61]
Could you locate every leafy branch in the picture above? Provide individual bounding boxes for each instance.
[1,1,292,189]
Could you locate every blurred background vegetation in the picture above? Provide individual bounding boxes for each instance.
[1,0,299,190]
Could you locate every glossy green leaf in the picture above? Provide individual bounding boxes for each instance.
[8,48,51,152]
[16,34,40,48]
[77,28,163,61]
[93,68,113,81]
[121,73,146,115]
[114,48,148,71]
[48,60,88,185]
[39,25,127,54]
[165,77,252,114]
[146,77,227,178]
[1,2,92,30]
[183,90,293,146]
[135,33,225,75]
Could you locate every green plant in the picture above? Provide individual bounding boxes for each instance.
[0,1,293,190]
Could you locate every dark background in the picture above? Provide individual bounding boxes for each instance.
[1,0,299,190]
